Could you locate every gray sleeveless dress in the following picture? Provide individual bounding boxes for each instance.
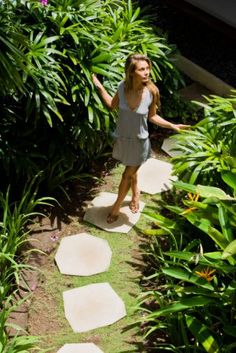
[112,80,153,166]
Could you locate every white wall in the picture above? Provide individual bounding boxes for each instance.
[185,0,236,28]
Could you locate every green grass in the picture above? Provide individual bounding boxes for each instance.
[28,162,163,353]
[35,231,143,352]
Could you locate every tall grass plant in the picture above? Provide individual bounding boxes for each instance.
[0,176,54,352]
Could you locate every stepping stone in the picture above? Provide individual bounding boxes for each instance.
[57,343,104,353]
[55,233,112,276]
[138,158,177,194]
[83,192,145,233]
[161,136,182,157]
[63,283,126,332]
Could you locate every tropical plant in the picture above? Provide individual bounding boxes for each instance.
[171,92,236,187]
[0,0,183,194]
[0,0,28,94]
[139,181,236,352]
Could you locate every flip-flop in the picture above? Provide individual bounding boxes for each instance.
[106,213,119,224]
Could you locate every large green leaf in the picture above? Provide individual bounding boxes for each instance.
[184,212,229,249]
[173,180,197,193]
[144,229,170,236]
[217,203,234,242]
[142,211,177,229]
[162,267,214,290]
[173,181,233,201]
[222,239,236,259]
[91,52,112,64]
[196,185,233,200]
[148,296,214,319]
[165,251,233,271]
[186,315,220,353]
[221,170,236,191]
[207,226,229,250]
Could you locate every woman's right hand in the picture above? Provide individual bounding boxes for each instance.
[92,74,103,90]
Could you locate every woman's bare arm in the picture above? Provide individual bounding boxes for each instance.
[148,93,175,129]
[148,91,190,131]
[92,74,119,110]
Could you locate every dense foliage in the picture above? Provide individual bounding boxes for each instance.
[3,2,235,352]
[171,93,236,187]
[0,0,182,195]
[141,93,236,352]
[0,1,184,351]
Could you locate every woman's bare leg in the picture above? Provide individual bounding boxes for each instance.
[107,165,140,223]
[130,171,140,213]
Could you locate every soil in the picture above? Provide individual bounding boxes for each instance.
[8,155,111,337]
[10,131,171,351]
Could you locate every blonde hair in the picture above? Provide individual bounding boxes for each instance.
[124,53,160,107]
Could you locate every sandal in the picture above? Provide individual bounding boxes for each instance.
[106,213,119,224]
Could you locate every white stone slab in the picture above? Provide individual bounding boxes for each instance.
[63,283,126,333]
[161,136,182,157]
[57,343,104,353]
[138,158,177,194]
[83,192,145,233]
[55,233,112,276]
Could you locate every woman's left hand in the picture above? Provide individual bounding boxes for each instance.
[172,124,191,132]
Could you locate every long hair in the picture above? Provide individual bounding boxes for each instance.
[124,53,160,107]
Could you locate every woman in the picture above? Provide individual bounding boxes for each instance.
[93,53,188,223]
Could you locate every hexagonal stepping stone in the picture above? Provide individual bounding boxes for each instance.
[138,158,177,194]
[161,136,182,157]
[63,282,126,332]
[55,233,112,276]
[83,192,145,233]
[57,343,104,353]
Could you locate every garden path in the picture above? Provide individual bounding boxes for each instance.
[53,153,175,352]
[11,81,213,351]
[16,136,174,353]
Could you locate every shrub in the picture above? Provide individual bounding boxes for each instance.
[171,92,236,187]
[0,0,182,193]
[140,181,236,352]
